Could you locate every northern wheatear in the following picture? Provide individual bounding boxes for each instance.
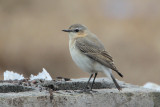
[62,24,123,91]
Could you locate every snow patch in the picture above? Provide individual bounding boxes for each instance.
[4,68,52,80]
[143,82,160,91]
[4,70,24,80]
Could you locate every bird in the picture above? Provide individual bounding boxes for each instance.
[62,24,123,91]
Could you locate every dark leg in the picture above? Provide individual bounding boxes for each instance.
[84,74,93,90]
[110,73,122,91]
[91,73,98,90]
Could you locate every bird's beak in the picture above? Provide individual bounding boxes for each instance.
[62,29,72,32]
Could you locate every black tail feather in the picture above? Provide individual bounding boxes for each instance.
[113,68,123,78]
[116,71,123,78]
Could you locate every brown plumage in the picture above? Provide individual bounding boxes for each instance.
[62,24,123,91]
[75,36,123,78]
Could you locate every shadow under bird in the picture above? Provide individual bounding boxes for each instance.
[62,24,123,91]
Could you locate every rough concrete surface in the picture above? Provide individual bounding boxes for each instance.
[0,78,159,107]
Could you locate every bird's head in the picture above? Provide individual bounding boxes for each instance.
[62,24,88,39]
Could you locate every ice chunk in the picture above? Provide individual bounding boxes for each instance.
[30,68,52,80]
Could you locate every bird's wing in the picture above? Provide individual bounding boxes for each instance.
[76,37,123,77]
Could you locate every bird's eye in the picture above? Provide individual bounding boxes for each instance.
[75,29,79,32]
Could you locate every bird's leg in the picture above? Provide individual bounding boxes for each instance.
[110,73,122,91]
[77,74,93,93]
[84,74,93,91]
[90,73,98,90]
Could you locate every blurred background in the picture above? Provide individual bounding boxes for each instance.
[0,0,160,85]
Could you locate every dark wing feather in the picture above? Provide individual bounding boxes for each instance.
[76,37,123,77]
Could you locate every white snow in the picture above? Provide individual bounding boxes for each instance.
[143,82,160,91]
[29,68,52,80]
[3,68,52,80]
[4,70,24,80]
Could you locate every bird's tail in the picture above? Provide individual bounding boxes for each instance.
[103,68,122,91]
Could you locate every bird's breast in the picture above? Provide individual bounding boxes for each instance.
[69,40,94,73]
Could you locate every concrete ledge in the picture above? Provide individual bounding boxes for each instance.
[0,78,159,107]
[0,83,33,93]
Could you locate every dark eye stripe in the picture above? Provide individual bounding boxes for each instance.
[74,29,79,32]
